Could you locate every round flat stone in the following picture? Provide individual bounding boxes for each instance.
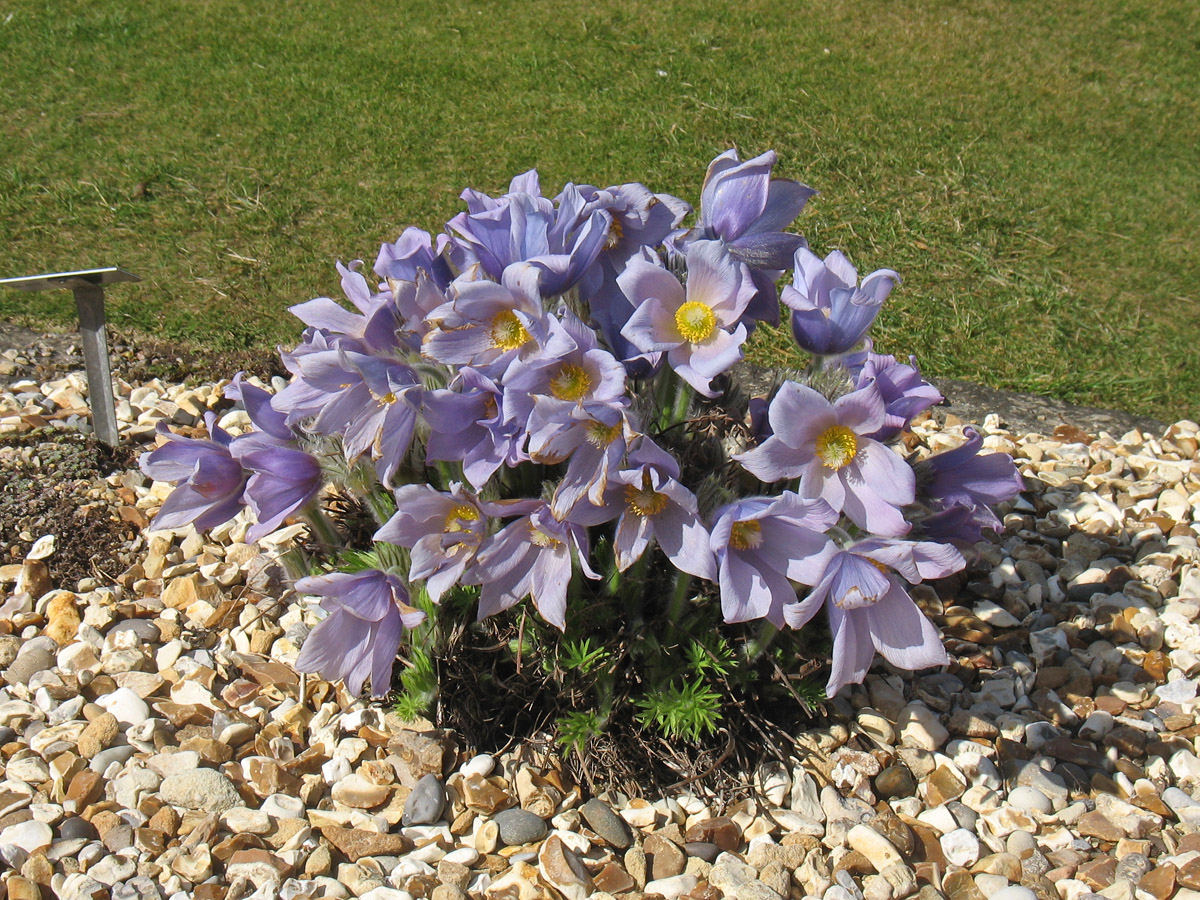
[493,808,547,846]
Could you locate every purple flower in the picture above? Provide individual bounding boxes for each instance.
[567,439,717,580]
[375,484,539,604]
[735,381,915,537]
[783,249,899,356]
[502,308,628,426]
[140,414,248,532]
[422,265,571,380]
[525,397,637,517]
[709,493,838,626]
[673,149,816,325]
[783,539,964,698]
[374,226,453,289]
[287,261,403,356]
[462,502,599,631]
[619,241,755,397]
[448,174,609,297]
[294,570,425,697]
[423,369,529,489]
[915,427,1025,542]
[842,344,943,440]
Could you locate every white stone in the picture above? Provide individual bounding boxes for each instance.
[897,703,948,751]
[262,793,307,819]
[643,874,698,900]
[847,824,904,872]
[0,819,52,853]
[96,687,150,727]
[461,754,495,778]
[940,828,981,867]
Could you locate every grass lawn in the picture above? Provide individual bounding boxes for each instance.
[1,0,1197,421]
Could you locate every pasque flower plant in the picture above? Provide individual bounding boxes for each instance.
[141,150,1023,743]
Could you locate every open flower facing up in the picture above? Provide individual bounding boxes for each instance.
[294,570,426,697]
[783,539,965,698]
[735,381,915,536]
[422,265,570,380]
[140,414,248,533]
[462,502,599,631]
[784,249,899,356]
[619,241,756,396]
[709,493,838,626]
[915,427,1025,542]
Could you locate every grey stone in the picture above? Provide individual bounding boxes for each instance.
[401,773,446,826]
[107,619,162,643]
[4,636,57,685]
[580,798,632,849]
[493,807,547,846]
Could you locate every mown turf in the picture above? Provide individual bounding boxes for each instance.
[1,0,1196,420]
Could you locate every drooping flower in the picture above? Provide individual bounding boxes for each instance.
[842,343,943,441]
[619,241,755,397]
[566,438,717,580]
[735,381,915,537]
[223,375,323,542]
[525,396,638,517]
[783,539,964,698]
[140,414,248,533]
[294,570,425,697]
[914,427,1025,542]
[709,493,838,626]
[784,249,899,356]
[462,502,599,631]
[672,149,816,325]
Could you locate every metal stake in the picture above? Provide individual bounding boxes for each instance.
[0,267,139,447]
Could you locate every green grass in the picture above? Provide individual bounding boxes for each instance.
[1,0,1196,421]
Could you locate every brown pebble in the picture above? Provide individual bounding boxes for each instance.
[76,712,119,759]
[1077,857,1117,889]
[684,816,742,853]
[1140,864,1177,900]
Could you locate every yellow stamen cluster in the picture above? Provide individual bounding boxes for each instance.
[443,504,480,534]
[529,525,562,548]
[584,420,623,448]
[729,519,763,551]
[489,310,531,351]
[624,483,668,517]
[674,301,717,343]
[379,391,397,404]
[548,363,595,402]
[604,217,625,251]
[816,425,859,470]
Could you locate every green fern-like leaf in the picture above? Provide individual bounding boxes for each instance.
[635,679,723,741]
[556,709,606,753]
[560,637,609,675]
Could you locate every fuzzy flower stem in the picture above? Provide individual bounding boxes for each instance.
[744,619,779,664]
[301,502,343,553]
[666,570,693,628]
[670,379,695,427]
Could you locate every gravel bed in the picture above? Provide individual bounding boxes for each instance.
[1,350,1199,900]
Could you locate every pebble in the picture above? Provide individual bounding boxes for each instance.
[402,773,446,826]
[493,807,548,845]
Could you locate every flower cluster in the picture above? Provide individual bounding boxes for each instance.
[142,150,1024,704]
